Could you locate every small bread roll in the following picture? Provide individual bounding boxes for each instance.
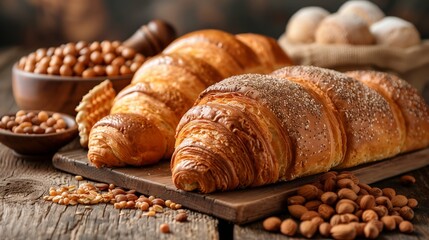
[338,0,385,25]
[315,14,374,45]
[370,16,421,48]
[285,6,330,43]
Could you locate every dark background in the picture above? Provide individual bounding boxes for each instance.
[1,0,428,48]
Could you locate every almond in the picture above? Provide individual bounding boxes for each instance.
[297,184,319,200]
[391,195,408,207]
[305,200,322,211]
[280,218,297,236]
[320,192,338,205]
[330,223,356,240]
[323,177,337,192]
[318,204,335,220]
[300,211,320,221]
[262,217,281,232]
[287,195,306,205]
[288,204,308,219]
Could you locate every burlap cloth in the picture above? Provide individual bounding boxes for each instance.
[278,33,429,101]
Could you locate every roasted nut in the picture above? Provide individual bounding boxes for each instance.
[262,217,281,232]
[369,187,383,197]
[381,216,396,231]
[287,195,306,205]
[362,209,379,222]
[305,200,322,211]
[399,206,414,220]
[407,198,418,208]
[175,212,188,222]
[297,184,319,200]
[280,218,297,236]
[391,195,408,207]
[340,213,359,224]
[299,220,318,238]
[375,196,393,210]
[288,204,308,219]
[359,195,375,210]
[372,205,388,218]
[364,221,380,239]
[324,177,337,192]
[330,223,356,240]
[319,222,332,237]
[399,221,414,233]
[337,178,354,189]
[160,223,170,233]
[338,188,358,201]
[382,187,396,199]
[336,202,355,214]
[318,204,335,220]
[320,192,338,205]
[300,211,320,221]
[400,175,416,185]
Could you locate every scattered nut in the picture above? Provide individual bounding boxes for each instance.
[399,221,414,233]
[160,223,170,234]
[280,218,297,236]
[175,212,188,222]
[400,175,416,185]
[263,217,281,232]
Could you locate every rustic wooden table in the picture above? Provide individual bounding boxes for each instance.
[1,47,428,240]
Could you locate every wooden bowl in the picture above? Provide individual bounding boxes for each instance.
[12,64,132,116]
[0,111,78,156]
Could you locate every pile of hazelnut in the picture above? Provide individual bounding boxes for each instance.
[17,41,145,77]
[263,172,418,239]
[0,110,68,134]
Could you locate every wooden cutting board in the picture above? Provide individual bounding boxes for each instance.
[53,147,429,224]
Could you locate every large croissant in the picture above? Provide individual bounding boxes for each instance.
[87,30,292,167]
[172,66,429,193]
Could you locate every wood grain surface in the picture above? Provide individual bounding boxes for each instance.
[53,147,429,224]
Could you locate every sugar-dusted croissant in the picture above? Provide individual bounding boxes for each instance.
[87,30,293,167]
[172,66,429,193]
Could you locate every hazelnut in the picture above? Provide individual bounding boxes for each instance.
[407,198,418,208]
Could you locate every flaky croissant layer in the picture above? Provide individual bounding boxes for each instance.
[172,66,429,193]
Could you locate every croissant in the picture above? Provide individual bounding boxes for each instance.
[171,66,429,193]
[87,30,292,167]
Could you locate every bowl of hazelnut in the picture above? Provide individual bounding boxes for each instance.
[0,110,78,156]
[12,40,145,116]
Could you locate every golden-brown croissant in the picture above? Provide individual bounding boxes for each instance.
[171,66,429,193]
[87,30,293,167]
